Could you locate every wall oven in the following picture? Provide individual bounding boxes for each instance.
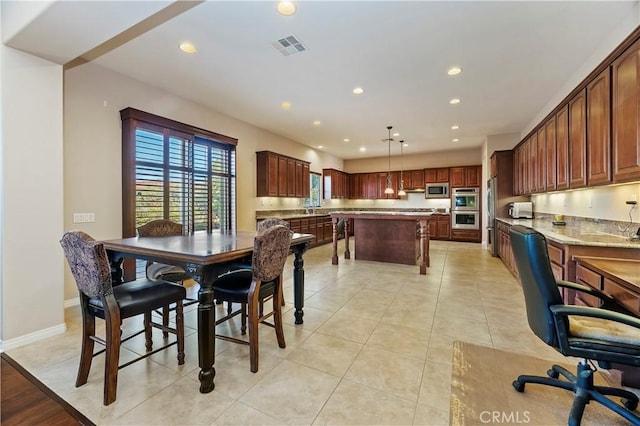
[452,188,479,211]
[452,210,480,230]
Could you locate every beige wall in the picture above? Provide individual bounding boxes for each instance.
[1,45,64,345]
[63,62,343,301]
[344,147,482,174]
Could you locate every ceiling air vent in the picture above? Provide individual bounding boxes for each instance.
[273,35,308,56]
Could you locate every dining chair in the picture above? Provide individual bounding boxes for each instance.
[137,219,192,337]
[509,225,640,425]
[212,224,293,372]
[60,231,186,405]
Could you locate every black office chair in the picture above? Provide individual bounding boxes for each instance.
[60,231,186,405]
[509,225,640,425]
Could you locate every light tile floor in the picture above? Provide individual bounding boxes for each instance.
[7,240,575,425]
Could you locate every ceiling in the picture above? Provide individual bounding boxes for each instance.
[5,1,637,159]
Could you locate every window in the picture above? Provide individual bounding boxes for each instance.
[121,108,237,279]
[305,172,321,208]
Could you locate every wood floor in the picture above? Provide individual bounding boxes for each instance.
[1,353,94,426]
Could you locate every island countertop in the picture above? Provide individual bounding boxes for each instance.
[330,211,433,220]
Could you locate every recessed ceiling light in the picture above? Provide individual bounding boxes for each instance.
[179,42,197,54]
[352,87,364,95]
[313,120,321,126]
[277,1,296,16]
[359,147,366,152]
[393,132,400,137]
[452,138,459,142]
[447,66,463,76]
[449,98,461,105]
[281,101,292,110]
[343,138,350,142]
[451,125,460,130]
[317,145,323,149]
[403,142,408,147]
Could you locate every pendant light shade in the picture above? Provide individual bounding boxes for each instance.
[384,125,394,195]
[397,139,406,196]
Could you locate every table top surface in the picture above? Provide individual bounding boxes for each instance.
[102,231,314,265]
[573,256,640,291]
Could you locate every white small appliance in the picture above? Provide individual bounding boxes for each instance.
[508,202,533,219]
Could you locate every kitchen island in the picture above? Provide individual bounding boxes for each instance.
[330,211,432,274]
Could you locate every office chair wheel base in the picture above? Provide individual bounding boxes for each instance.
[547,368,559,379]
[512,380,525,392]
[622,398,638,411]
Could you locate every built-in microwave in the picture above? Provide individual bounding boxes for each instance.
[425,183,449,199]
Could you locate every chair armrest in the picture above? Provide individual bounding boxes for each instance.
[550,304,640,330]
[557,280,633,315]
[557,280,612,300]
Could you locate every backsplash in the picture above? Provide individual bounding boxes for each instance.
[533,212,639,239]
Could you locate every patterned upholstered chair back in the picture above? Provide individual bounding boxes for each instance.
[60,231,112,298]
[257,217,289,233]
[251,225,293,282]
[137,219,183,237]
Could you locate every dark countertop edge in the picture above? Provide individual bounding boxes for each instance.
[495,217,639,249]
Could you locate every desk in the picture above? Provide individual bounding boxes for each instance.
[573,256,640,388]
[102,230,313,393]
[330,211,431,274]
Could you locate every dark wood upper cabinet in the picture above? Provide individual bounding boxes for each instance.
[256,151,279,197]
[277,156,288,197]
[257,151,310,198]
[556,105,569,190]
[569,90,587,188]
[450,166,481,188]
[545,115,557,190]
[408,169,425,189]
[529,132,538,193]
[424,167,449,183]
[513,147,521,195]
[612,38,640,183]
[537,126,546,192]
[587,68,612,185]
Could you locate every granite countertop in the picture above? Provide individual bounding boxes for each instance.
[496,217,640,249]
[329,210,433,217]
[256,213,331,220]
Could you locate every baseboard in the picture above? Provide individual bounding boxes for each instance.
[0,323,67,351]
[64,296,79,308]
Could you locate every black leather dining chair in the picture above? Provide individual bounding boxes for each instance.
[212,224,293,372]
[509,225,640,425]
[61,231,186,405]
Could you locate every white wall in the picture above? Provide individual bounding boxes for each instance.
[1,45,64,348]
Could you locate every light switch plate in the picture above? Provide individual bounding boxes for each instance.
[73,213,95,223]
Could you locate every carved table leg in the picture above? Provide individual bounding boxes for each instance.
[331,217,339,265]
[344,219,351,259]
[418,219,429,275]
[292,242,309,324]
[187,264,216,393]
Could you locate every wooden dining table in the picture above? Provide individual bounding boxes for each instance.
[102,230,314,394]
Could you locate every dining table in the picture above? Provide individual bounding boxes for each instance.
[102,230,314,394]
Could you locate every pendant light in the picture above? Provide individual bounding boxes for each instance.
[397,140,406,196]
[384,125,394,195]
